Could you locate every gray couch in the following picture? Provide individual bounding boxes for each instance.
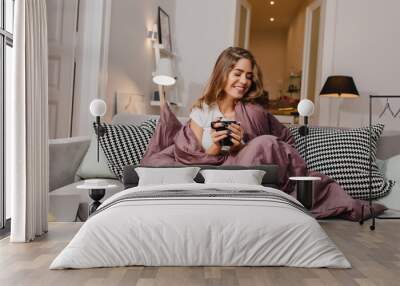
[49,113,400,222]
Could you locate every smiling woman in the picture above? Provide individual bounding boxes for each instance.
[189,47,266,155]
[139,46,385,222]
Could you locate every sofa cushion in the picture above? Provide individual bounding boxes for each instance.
[49,136,91,191]
[97,119,158,179]
[289,124,394,200]
[76,134,117,180]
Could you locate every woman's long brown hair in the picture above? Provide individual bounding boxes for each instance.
[192,47,267,109]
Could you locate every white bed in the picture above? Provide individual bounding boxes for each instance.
[50,183,351,269]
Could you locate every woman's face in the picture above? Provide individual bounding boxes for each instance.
[223,58,253,101]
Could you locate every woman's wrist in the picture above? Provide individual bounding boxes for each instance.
[206,143,222,155]
[230,140,245,153]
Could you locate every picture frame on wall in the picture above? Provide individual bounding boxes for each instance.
[158,7,172,53]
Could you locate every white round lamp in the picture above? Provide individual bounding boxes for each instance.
[153,58,176,86]
[297,99,315,117]
[90,99,107,117]
[89,99,107,162]
[297,99,315,173]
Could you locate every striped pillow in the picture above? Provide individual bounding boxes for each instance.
[289,124,394,199]
[95,119,157,179]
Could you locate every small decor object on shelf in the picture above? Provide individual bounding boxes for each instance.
[89,99,107,162]
[287,71,301,97]
[158,7,172,53]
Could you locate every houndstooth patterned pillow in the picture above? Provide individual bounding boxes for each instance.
[95,119,157,179]
[289,124,394,199]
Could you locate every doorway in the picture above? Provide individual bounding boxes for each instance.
[301,0,323,124]
[235,0,251,49]
[46,0,110,139]
[245,0,321,124]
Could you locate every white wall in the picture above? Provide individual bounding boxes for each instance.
[105,0,176,120]
[319,0,400,130]
[73,0,107,135]
[174,0,236,115]
[105,0,237,118]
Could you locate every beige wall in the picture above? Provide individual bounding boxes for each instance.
[249,29,287,100]
[285,1,310,76]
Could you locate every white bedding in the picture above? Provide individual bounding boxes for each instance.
[50,183,351,269]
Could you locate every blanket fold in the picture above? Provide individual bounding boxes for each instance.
[141,103,385,221]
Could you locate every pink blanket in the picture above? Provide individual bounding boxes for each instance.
[141,103,385,221]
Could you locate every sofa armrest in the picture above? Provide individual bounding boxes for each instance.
[49,136,91,191]
[377,131,400,160]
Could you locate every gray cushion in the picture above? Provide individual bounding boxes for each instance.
[49,136,91,191]
[122,165,279,189]
[76,134,117,180]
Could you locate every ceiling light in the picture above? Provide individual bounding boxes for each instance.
[269,17,275,22]
[270,1,275,5]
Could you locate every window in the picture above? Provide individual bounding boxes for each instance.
[1,0,14,231]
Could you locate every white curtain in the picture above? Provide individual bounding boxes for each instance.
[8,0,49,242]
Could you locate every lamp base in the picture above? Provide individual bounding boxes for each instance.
[298,125,309,136]
[94,116,106,137]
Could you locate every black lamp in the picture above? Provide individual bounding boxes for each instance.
[320,75,359,98]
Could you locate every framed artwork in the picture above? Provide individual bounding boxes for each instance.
[157,7,172,53]
[114,92,145,115]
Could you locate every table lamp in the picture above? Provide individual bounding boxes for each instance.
[320,75,359,98]
[153,58,176,86]
[153,58,176,106]
[89,99,107,162]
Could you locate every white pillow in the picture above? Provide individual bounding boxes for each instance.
[200,169,266,185]
[135,167,201,186]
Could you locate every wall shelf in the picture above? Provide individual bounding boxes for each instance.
[159,46,176,57]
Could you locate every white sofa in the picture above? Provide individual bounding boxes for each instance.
[49,113,400,221]
[49,113,183,222]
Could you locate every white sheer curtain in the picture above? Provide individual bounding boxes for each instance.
[7,0,49,242]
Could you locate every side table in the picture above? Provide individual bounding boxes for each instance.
[289,176,321,209]
[77,179,118,216]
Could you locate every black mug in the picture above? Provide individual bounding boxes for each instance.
[211,120,239,147]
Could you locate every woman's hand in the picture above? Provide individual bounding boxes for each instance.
[228,122,244,152]
[211,125,229,145]
[205,122,226,155]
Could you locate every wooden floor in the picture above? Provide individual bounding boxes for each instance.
[0,221,399,286]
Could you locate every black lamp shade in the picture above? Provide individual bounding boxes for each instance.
[320,75,359,98]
